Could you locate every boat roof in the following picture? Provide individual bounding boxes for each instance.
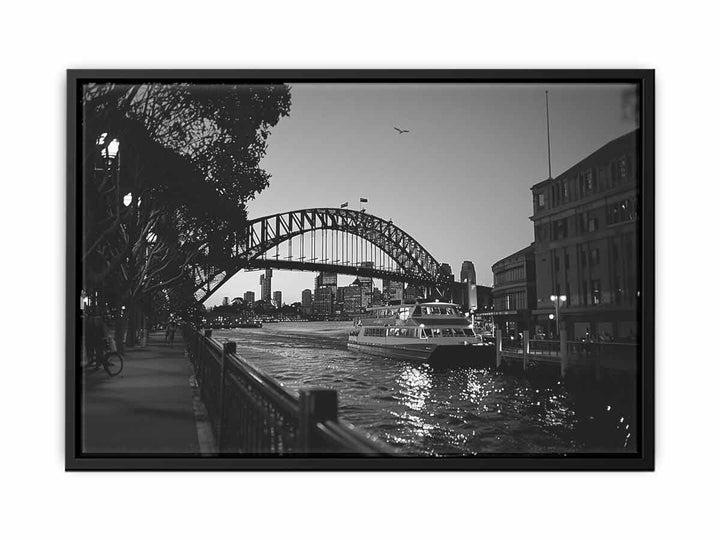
[364,301,459,311]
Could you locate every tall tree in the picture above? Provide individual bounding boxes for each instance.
[82,82,291,347]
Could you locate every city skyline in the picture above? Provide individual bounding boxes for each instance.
[205,83,636,306]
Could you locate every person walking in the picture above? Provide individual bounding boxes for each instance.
[165,316,177,347]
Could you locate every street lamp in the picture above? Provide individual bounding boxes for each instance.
[549,294,567,336]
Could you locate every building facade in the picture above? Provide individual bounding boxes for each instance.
[300,288,313,315]
[458,260,478,310]
[382,279,404,303]
[342,279,367,314]
[530,130,639,339]
[243,291,255,305]
[272,291,282,308]
[312,286,334,316]
[259,269,273,303]
[488,245,537,337]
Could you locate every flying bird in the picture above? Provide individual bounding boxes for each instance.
[394,127,410,134]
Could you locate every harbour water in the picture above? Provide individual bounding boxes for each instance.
[214,322,636,455]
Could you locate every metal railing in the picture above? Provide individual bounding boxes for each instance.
[566,340,638,361]
[183,325,392,456]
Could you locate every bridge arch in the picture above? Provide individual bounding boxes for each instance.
[196,208,447,302]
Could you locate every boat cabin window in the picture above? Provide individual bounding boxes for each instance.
[388,327,416,338]
[363,327,387,337]
[422,306,460,316]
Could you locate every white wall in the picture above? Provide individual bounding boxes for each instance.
[1,1,716,539]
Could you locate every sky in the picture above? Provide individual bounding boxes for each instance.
[206,83,636,306]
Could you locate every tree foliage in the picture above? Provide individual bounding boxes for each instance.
[81,82,291,342]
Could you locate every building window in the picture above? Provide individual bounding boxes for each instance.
[591,280,601,305]
[581,250,587,267]
[588,217,598,232]
[564,253,570,269]
[608,198,637,225]
[554,255,560,270]
[534,192,546,210]
[618,157,628,180]
[561,179,569,202]
[580,169,594,193]
[590,248,600,266]
[553,218,568,240]
[598,166,607,189]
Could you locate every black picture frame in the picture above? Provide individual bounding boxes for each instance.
[66,69,654,471]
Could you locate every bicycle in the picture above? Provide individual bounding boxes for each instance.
[87,339,124,377]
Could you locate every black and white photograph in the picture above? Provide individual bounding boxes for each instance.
[67,71,653,469]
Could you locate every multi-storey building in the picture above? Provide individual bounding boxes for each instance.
[489,245,537,337]
[382,279,404,303]
[243,291,255,305]
[530,130,639,339]
[460,261,476,285]
[312,286,334,316]
[342,279,367,314]
[457,260,478,310]
[259,269,273,303]
[300,289,313,315]
[357,262,374,303]
[272,291,282,308]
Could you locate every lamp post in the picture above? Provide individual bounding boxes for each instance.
[549,294,567,337]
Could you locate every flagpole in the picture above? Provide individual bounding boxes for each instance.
[545,90,552,179]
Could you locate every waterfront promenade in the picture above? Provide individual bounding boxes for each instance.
[82,334,211,454]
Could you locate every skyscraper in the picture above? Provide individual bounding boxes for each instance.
[357,262,374,306]
[259,269,273,302]
[460,261,477,310]
[460,261,477,285]
[272,291,282,307]
[301,289,313,307]
[243,290,255,305]
[314,271,337,294]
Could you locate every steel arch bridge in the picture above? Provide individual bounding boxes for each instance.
[193,207,451,302]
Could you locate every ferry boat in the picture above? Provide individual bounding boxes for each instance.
[348,301,495,363]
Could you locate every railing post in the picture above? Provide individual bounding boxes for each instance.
[217,341,236,450]
[495,328,502,368]
[299,388,338,453]
[560,329,568,378]
[522,330,529,371]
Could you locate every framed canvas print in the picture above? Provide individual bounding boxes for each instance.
[66,69,654,470]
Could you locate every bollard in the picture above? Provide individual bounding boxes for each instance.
[522,330,529,371]
[495,328,503,368]
[216,341,236,450]
[560,329,568,378]
[298,388,338,453]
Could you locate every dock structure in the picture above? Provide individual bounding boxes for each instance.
[495,328,637,380]
[182,325,392,455]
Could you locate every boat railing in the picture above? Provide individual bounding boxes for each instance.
[182,324,393,455]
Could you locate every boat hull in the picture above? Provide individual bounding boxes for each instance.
[348,341,495,365]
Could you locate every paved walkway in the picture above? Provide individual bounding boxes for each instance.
[82,334,207,454]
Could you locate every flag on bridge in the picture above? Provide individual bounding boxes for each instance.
[360,197,368,203]
[340,202,348,208]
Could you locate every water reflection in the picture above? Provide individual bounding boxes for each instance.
[214,323,637,455]
[396,364,432,411]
